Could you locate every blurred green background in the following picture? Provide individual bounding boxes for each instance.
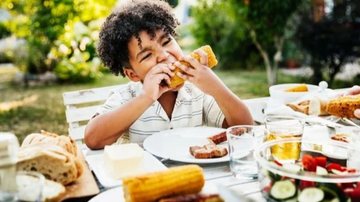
[1,0,360,140]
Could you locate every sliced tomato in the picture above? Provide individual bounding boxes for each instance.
[314,156,327,168]
[326,163,343,172]
[302,154,317,172]
[299,180,316,190]
[345,187,360,201]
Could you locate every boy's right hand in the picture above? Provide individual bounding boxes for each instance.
[142,63,175,101]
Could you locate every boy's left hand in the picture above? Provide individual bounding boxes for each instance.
[174,49,223,95]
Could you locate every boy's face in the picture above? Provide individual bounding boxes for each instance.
[124,29,183,83]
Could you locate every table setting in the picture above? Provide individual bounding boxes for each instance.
[81,82,360,202]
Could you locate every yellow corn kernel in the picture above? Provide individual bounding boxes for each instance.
[169,45,218,88]
[285,84,308,92]
[326,94,360,118]
[122,165,205,202]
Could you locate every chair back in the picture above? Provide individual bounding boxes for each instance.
[62,84,124,144]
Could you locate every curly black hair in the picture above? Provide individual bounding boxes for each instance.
[97,0,179,77]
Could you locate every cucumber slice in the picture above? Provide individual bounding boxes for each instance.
[298,187,324,202]
[316,166,328,175]
[270,180,296,200]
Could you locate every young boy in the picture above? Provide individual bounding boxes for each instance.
[84,0,253,149]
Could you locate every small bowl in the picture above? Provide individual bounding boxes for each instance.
[269,83,319,104]
[254,138,360,202]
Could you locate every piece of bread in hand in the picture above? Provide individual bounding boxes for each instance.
[17,144,83,185]
[169,45,218,88]
[326,94,360,118]
[17,172,66,202]
[21,130,77,157]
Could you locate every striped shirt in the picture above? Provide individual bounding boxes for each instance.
[96,81,225,144]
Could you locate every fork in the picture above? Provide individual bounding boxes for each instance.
[342,118,360,130]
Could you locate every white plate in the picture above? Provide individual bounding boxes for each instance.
[244,98,268,124]
[89,182,218,202]
[143,127,228,164]
[86,151,167,188]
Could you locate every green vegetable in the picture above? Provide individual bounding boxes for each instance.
[270,180,296,200]
[298,187,324,202]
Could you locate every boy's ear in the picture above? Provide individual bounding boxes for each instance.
[123,67,141,82]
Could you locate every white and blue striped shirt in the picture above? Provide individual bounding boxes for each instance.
[96,81,225,144]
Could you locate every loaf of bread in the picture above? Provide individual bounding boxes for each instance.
[169,45,218,88]
[17,172,66,202]
[122,165,205,202]
[21,130,77,157]
[17,144,83,185]
[326,94,360,118]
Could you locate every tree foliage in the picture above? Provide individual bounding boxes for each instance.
[0,0,116,82]
[190,0,261,70]
[296,0,360,86]
[191,0,303,85]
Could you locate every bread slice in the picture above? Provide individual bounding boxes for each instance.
[17,144,83,185]
[326,94,360,118]
[169,45,218,88]
[17,173,66,202]
[21,130,77,157]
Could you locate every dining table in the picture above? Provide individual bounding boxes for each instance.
[81,92,359,202]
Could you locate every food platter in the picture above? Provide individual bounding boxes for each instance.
[143,127,229,164]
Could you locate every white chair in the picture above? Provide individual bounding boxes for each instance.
[62,84,124,150]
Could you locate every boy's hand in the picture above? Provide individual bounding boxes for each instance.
[175,49,223,95]
[142,63,175,101]
[344,85,360,119]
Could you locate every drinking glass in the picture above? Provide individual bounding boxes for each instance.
[265,115,304,162]
[227,125,265,179]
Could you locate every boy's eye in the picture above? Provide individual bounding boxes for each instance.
[162,38,171,46]
[140,53,151,62]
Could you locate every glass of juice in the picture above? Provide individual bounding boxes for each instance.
[265,115,304,162]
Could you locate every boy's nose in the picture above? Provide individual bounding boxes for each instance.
[156,49,170,63]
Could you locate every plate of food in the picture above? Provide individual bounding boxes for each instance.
[89,165,221,202]
[143,127,229,164]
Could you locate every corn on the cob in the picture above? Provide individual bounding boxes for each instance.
[169,45,218,88]
[285,84,308,92]
[326,94,360,118]
[122,165,205,202]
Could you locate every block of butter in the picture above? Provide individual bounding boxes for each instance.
[103,143,144,179]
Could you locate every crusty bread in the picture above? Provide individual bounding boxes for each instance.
[326,94,360,118]
[21,130,77,157]
[169,45,218,88]
[17,144,83,185]
[17,172,66,202]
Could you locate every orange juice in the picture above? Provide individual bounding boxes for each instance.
[266,132,302,161]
